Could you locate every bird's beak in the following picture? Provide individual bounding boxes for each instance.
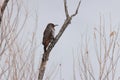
[54,24,58,26]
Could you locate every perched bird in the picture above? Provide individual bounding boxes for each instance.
[42,23,58,52]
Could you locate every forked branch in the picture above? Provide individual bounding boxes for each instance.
[38,0,81,80]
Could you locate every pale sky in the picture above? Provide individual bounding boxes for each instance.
[1,0,120,80]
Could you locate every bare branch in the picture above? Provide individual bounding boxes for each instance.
[0,0,9,25]
[38,16,72,80]
[71,0,81,17]
[64,0,69,18]
[38,0,81,80]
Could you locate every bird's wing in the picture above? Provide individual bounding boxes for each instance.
[43,27,52,39]
[42,27,53,44]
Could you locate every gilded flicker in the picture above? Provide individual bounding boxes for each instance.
[42,23,58,52]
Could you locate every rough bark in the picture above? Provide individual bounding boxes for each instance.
[38,0,81,80]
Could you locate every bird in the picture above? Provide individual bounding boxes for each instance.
[42,23,58,52]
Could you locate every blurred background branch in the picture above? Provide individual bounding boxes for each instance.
[0,0,9,25]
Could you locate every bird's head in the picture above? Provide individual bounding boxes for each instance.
[48,23,58,27]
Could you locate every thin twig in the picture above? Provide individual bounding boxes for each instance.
[64,0,69,18]
[71,0,81,17]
